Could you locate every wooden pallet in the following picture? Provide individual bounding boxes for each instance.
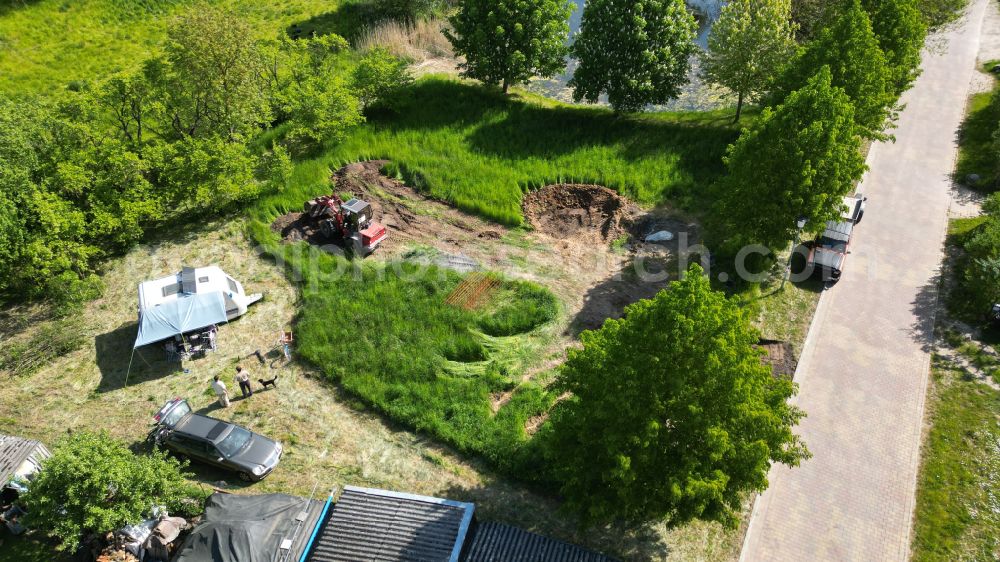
[445,272,501,310]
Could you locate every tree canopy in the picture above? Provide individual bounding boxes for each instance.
[713,67,866,251]
[861,0,927,95]
[569,0,697,112]
[0,8,359,305]
[544,265,810,526]
[701,0,798,122]
[774,0,896,139]
[446,0,572,94]
[21,431,200,551]
[154,6,272,140]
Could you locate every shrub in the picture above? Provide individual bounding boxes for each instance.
[21,431,201,551]
[351,47,414,110]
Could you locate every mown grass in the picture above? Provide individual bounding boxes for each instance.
[954,61,1000,193]
[912,362,1000,560]
[0,0,344,95]
[275,76,742,225]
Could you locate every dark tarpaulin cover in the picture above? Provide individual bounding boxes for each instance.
[173,493,323,562]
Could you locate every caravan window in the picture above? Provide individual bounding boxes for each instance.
[162,283,180,297]
[198,276,209,283]
[226,277,238,293]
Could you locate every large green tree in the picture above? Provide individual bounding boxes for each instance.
[544,265,809,526]
[569,0,697,112]
[861,0,927,95]
[701,0,798,122]
[21,431,199,551]
[774,0,895,139]
[151,7,271,140]
[714,67,866,251]
[446,0,572,94]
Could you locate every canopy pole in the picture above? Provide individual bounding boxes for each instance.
[123,347,137,388]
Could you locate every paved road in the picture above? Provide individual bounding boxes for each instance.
[740,1,991,560]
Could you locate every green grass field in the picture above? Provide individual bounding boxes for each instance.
[954,61,1000,192]
[0,0,354,95]
[261,77,743,225]
[911,361,1000,560]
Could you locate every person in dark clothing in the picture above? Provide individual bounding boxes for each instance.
[235,366,253,398]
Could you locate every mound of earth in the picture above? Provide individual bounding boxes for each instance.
[522,184,639,242]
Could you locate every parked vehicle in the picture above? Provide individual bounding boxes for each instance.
[806,220,854,283]
[149,398,282,482]
[842,194,867,224]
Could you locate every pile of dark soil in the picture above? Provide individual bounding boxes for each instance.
[758,339,798,379]
[521,184,639,242]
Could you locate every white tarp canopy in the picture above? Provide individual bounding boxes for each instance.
[134,292,228,348]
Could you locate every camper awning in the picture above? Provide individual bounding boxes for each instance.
[134,292,228,348]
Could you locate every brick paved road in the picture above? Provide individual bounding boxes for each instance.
[739,1,991,560]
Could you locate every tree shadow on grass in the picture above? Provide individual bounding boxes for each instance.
[94,322,181,393]
[285,1,378,43]
[0,0,43,18]
[466,98,738,164]
[364,79,739,205]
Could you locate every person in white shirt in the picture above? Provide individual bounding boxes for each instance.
[235,366,253,398]
[211,375,230,408]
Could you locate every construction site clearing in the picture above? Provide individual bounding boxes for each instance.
[271,160,795,377]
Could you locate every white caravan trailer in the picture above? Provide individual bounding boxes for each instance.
[134,266,262,351]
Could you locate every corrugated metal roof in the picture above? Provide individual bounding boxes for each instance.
[462,521,618,562]
[306,486,475,562]
[821,220,854,243]
[0,433,50,486]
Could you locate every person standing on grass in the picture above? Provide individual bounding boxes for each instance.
[235,366,253,398]
[212,375,230,408]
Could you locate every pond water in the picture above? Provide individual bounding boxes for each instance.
[524,0,731,112]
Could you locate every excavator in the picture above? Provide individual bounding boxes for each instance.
[303,194,387,255]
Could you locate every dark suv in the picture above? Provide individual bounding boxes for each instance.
[149,398,282,482]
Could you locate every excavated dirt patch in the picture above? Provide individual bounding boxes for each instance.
[522,184,639,242]
[271,160,501,258]
[758,339,797,379]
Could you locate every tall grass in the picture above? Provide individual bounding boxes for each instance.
[309,77,741,225]
[355,18,453,61]
[246,220,559,468]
